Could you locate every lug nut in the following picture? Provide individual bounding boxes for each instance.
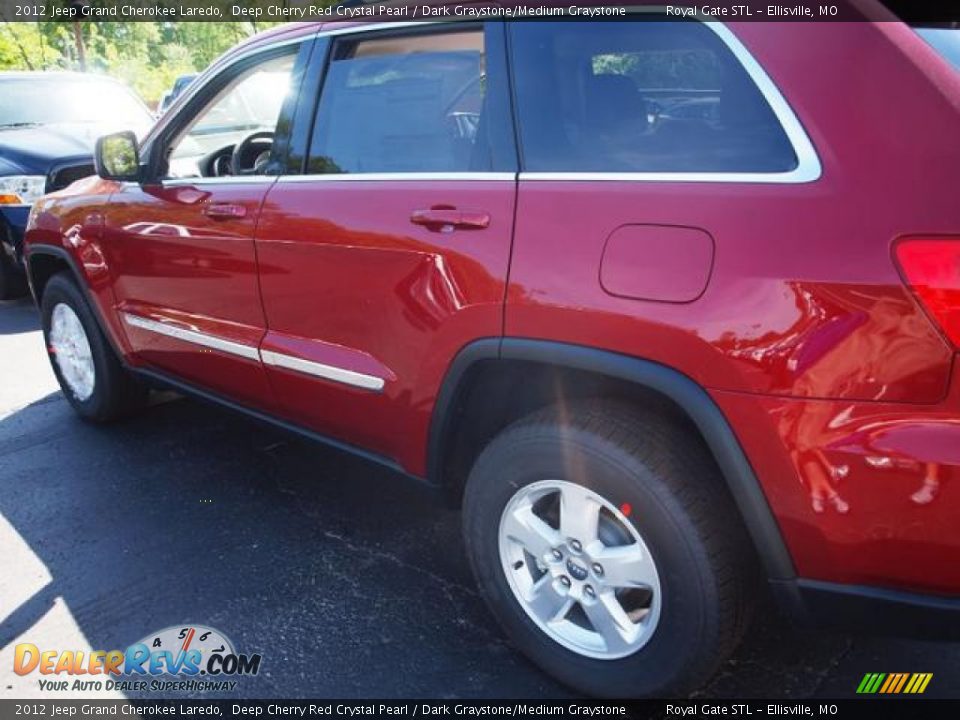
[570,539,582,553]
[559,576,571,588]
[592,563,604,576]
[552,549,563,561]
[584,585,596,598]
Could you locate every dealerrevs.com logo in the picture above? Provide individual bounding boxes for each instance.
[14,625,262,693]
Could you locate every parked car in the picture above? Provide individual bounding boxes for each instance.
[0,72,153,299]
[22,6,960,697]
[157,73,198,114]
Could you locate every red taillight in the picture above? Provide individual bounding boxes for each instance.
[894,237,960,349]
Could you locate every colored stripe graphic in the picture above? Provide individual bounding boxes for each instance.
[879,674,895,694]
[893,674,910,693]
[857,672,932,694]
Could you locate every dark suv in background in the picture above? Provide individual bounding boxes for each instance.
[0,72,152,298]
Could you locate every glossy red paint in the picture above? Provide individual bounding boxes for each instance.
[599,225,715,303]
[255,179,514,471]
[22,11,960,604]
[504,21,960,591]
[25,175,133,358]
[713,366,960,594]
[100,181,277,408]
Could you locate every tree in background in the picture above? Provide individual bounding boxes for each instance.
[0,8,301,105]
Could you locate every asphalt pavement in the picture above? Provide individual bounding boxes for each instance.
[1,295,958,700]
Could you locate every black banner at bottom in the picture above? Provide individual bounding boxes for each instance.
[0,700,958,720]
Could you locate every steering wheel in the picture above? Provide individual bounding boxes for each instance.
[231,131,275,175]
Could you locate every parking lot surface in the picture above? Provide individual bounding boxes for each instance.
[1,296,958,700]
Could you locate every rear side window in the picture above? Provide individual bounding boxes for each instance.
[509,20,799,174]
[308,29,492,174]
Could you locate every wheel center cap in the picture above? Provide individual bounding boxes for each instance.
[566,558,589,581]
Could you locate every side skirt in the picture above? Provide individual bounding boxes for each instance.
[133,367,430,490]
[773,578,960,641]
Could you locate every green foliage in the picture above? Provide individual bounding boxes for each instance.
[0,13,297,105]
[593,50,720,90]
[0,21,66,70]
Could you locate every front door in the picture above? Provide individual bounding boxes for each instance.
[255,23,518,473]
[102,42,309,410]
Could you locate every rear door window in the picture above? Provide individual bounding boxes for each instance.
[509,19,800,174]
[307,28,495,174]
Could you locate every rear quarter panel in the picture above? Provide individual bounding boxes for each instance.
[505,21,960,590]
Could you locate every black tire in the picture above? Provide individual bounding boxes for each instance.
[40,272,148,421]
[463,401,755,698]
[0,249,27,300]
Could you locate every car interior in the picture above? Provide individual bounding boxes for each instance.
[515,20,800,173]
[163,53,296,179]
[308,29,488,174]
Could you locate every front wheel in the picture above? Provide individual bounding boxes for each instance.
[41,272,147,421]
[463,402,755,697]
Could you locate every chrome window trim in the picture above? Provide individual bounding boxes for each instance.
[260,350,385,392]
[121,312,386,392]
[122,312,261,362]
[321,20,432,38]
[158,13,820,186]
[160,176,279,187]
[278,172,515,183]
[152,33,311,137]
[300,14,819,184]
[515,19,820,184]
[517,169,814,183]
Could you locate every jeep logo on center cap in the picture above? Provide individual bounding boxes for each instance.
[566,558,589,581]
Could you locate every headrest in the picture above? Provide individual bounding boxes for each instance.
[585,74,648,133]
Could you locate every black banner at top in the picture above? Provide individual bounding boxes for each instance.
[1,699,960,720]
[0,0,959,23]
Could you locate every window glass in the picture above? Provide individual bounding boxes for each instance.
[510,20,798,173]
[167,53,296,177]
[915,27,960,71]
[308,29,489,174]
[0,77,151,131]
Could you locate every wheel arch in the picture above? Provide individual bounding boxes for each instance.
[427,338,796,581]
[25,245,127,362]
[26,246,72,303]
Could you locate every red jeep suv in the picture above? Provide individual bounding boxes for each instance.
[22,5,960,697]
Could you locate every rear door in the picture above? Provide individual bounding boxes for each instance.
[254,23,517,472]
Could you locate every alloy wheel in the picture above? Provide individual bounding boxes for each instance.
[49,302,96,402]
[498,479,662,660]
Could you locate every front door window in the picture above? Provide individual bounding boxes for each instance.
[166,53,296,179]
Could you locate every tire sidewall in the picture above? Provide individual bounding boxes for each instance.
[41,275,116,419]
[464,427,722,697]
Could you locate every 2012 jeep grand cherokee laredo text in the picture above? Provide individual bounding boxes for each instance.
[22,3,960,697]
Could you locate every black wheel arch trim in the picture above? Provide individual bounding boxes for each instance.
[24,245,128,362]
[428,337,797,581]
